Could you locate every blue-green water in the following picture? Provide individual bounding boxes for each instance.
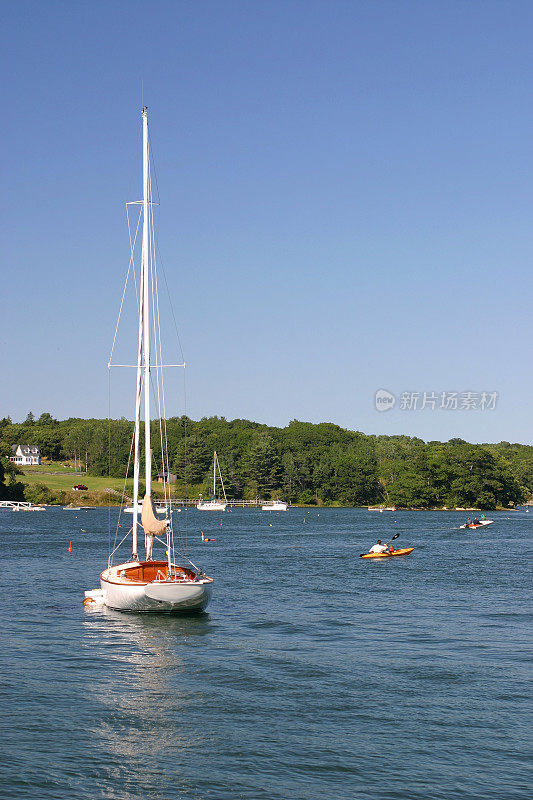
[1,508,531,800]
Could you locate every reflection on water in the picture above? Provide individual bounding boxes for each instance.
[81,609,215,795]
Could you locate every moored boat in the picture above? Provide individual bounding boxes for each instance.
[197,500,227,511]
[197,451,227,511]
[261,499,288,511]
[98,560,212,612]
[85,108,213,613]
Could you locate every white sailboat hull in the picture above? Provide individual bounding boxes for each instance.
[197,501,227,511]
[261,502,288,511]
[100,562,213,612]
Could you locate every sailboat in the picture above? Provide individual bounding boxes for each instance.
[85,108,213,613]
[197,451,227,511]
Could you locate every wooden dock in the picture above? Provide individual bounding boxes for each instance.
[167,498,265,507]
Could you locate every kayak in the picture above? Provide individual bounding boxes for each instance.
[361,547,414,559]
[459,520,494,529]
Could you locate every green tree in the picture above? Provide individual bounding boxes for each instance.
[244,433,282,497]
[37,412,57,426]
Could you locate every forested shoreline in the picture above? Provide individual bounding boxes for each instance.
[1,413,532,508]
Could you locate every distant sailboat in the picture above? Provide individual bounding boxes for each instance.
[85,108,213,613]
[197,451,227,511]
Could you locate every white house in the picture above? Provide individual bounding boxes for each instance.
[10,444,41,466]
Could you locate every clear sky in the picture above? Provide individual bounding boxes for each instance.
[2,0,533,443]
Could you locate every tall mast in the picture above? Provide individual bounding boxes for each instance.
[213,451,216,496]
[131,108,149,560]
[142,107,152,497]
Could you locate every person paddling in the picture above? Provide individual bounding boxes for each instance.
[361,533,402,558]
[368,539,389,554]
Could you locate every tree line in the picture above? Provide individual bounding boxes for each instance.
[0,412,531,508]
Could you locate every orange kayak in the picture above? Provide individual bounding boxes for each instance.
[361,547,414,559]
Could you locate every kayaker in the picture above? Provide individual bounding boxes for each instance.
[369,539,389,554]
[472,517,480,526]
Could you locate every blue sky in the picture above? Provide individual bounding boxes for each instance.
[2,0,533,443]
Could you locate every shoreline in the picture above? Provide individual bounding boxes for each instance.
[17,502,523,511]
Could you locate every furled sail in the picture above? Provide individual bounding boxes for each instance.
[141,494,167,537]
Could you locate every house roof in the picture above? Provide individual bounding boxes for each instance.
[13,444,40,455]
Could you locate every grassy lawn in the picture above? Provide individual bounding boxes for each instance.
[31,460,79,473]
[20,469,182,499]
[22,471,123,492]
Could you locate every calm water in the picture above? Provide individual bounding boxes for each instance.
[1,507,531,800]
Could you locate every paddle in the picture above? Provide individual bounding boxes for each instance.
[360,532,399,557]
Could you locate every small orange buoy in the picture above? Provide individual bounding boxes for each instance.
[68,541,72,553]
[220,519,223,526]
[83,597,94,606]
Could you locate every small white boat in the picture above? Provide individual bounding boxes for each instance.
[368,506,384,512]
[86,108,212,614]
[63,506,81,511]
[261,500,288,511]
[197,451,227,511]
[459,519,494,529]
